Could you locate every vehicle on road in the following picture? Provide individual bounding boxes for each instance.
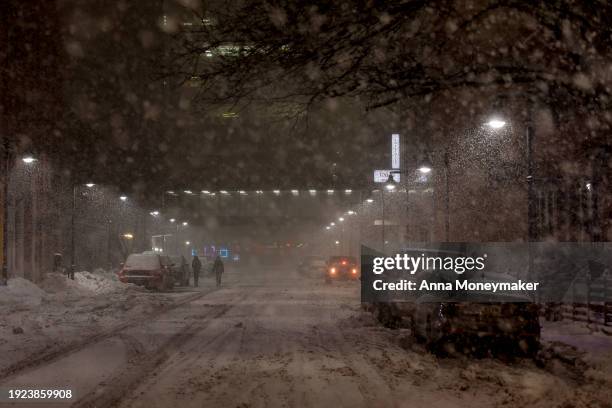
[297,256,327,278]
[118,252,175,291]
[169,255,190,286]
[372,249,540,355]
[325,256,359,283]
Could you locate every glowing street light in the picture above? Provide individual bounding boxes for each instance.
[22,156,37,164]
[150,210,160,216]
[418,165,432,174]
[366,198,374,203]
[182,221,188,226]
[122,233,134,239]
[330,222,336,226]
[169,218,176,223]
[119,195,127,201]
[85,183,95,188]
[338,217,345,222]
[335,240,340,245]
[325,226,331,230]
[185,241,191,246]
[347,210,355,215]
[487,118,506,129]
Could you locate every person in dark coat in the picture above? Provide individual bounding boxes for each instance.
[212,255,224,287]
[191,255,202,287]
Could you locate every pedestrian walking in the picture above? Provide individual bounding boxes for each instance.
[191,255,202,287]
[213,255,224,287]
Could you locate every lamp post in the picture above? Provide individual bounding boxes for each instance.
[70,182,95,279]
[0,139,10,285]
[382,176,396,252]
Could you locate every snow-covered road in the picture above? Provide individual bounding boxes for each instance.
[0,267,609,408]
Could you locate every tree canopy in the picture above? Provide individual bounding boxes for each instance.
[167,0,612,117]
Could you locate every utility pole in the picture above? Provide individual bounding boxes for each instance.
[381,188,385,253]
[69,185,76,279]
[444,150,450,241]
[0,137,9,285]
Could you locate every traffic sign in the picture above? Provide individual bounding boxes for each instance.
[374,170,400,183]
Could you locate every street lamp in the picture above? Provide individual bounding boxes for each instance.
[384,175,396,191]
[486,118,506,129]
[22,156,37,164]
[418,164,432,174]
[119,195,127,201]
[69,182,97,280]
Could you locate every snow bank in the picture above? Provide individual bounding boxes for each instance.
[74,270,126,294]
[39,272,87,295]
[40,270,129,296]
[0,277,46,307]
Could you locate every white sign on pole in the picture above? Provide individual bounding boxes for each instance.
[391,133,400,169]
[374,170,400,183]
